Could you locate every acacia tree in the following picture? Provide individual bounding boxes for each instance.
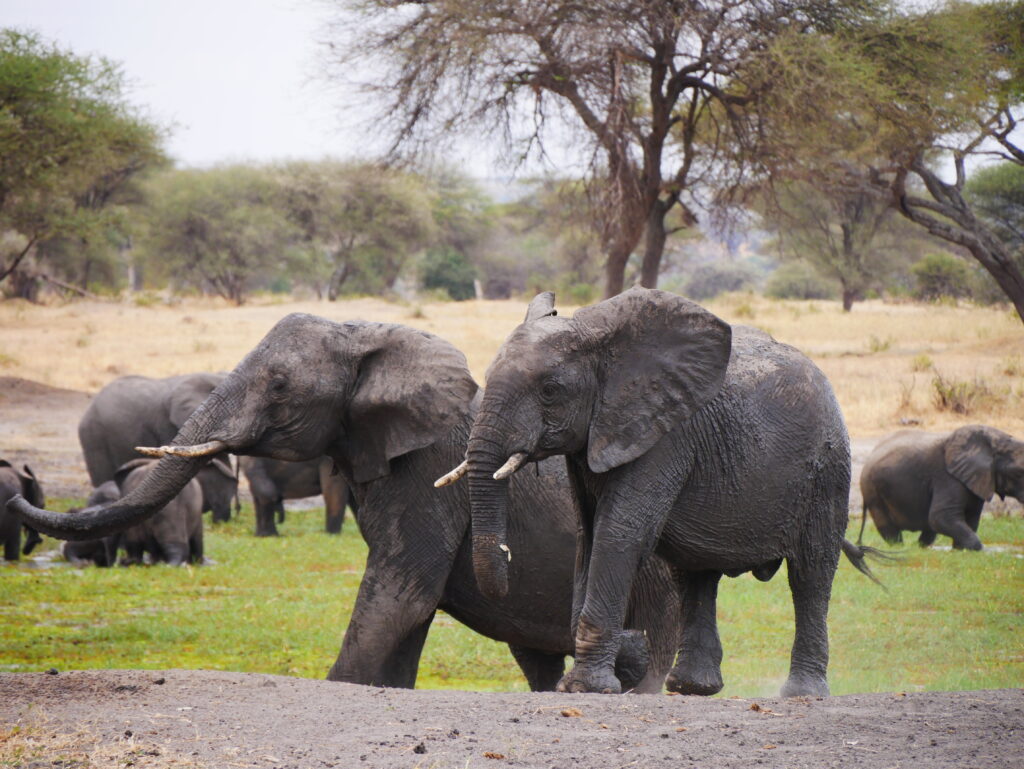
[0,30,165,296]
[275,161,436,299]
[326,0,872,298]
[747,1,1024,321]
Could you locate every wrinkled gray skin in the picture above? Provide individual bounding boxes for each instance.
[860,425,1024,550]
[0,460,43,561]
[464,288,865,698]
[112,459,204,566]
[10,314,680,691]
[78,373,238,522]
[61,481,121,566]
[240,456,354,536]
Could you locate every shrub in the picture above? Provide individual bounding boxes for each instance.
[911,354,933,372]
[683,263,756,300]
[765,262,836,300]
[912,253,971,301]
[932,370,996,414]
[421,247,476,301]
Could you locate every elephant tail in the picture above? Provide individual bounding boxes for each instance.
[857,501,868,546]
[841,538,900,588]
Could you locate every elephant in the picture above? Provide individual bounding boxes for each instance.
[78,373,238,522]
[0,460,44,561]
[10,313,681,691]
[454,288,880,697]
[111,458,205,566]
[239,456,354,536]
[61,481,122,566]
[859,425,1024,550]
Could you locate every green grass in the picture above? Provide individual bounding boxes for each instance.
[2,500,1022,696]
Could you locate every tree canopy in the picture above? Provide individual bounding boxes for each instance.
[0,29,166,296]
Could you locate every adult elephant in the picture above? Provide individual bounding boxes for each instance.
[78,373,238,522]
[454,289,877,697]
[10,314,680,691]
[0,460,43,561]
[239,456,353,536]
[859,425,1024,550]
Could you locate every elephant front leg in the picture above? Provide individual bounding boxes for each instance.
[327,558,446,688]
[666,570,724,696]
[557,489,666,694]
[508,645,566,692]
[929,499,983,551]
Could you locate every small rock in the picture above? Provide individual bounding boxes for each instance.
[560,708,583,718]
[413,743,426,754]
[46,668,59,675]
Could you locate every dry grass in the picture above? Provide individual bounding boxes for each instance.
[0,712,207,768]
[1,292,1021,436]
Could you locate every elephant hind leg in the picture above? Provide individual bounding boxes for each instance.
[867,502,903,544]
[665,570,724,696]
[508,645,565,692]
[917,529,937,547]
[780,535,840,698]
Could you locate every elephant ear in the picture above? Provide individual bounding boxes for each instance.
[340,323,479,483]
[168,374,223,428]
[573,287,733,473]
[524,292,557,322]
[945,425,998,500]
[113,458,154,490]
[17,465,44,509]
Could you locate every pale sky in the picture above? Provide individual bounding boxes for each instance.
[3,0,498,174]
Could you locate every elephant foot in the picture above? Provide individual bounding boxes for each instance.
[556,664,621,694]
[613,630,650,692]
[780,673,829,698]
[953,538,983,551]
[665,662,724,696]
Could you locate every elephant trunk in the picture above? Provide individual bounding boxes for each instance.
[467,423,514,600]
[8,380,242,541]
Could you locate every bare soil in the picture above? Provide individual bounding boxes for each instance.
[2,670,1022,769]
[3,378,1022,768]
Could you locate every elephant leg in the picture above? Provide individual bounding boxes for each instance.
[666,570,724,696]
[780,537,840,698]
[160,541,189,566]
[508,645,566,692]
[870,503,903,544]
[917,528,937,547]
[372,611,436,688]
[327,557,449,687]
[929,500,983,551]
[557,489,666,695]
[4,532,20,562]
[189,529,204,564]
[253,496,279,537]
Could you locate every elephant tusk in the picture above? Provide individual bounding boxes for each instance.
[136,440,228,458]
[493,452,528,481]
[499,543,512,562]
[434,460,469,488]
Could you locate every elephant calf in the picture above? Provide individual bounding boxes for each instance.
[61,481,121,566]
[0,459,44,561]
[860,424,1024,550]
[113,459,205,565]
[239,456,353,536]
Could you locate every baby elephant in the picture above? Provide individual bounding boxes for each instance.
[61,481,121,566]
[113,459,207,565]
[0,459,44,561]
[860,424,1024,550]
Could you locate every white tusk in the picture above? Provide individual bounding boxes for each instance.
[136,440,227,458]
[493,452,527,481]
[499,544,512,562]
[434,460,469,488]
[135,445,168,457]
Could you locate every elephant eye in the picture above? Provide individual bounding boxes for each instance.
[269,376,288,398]
[540,379,561,400]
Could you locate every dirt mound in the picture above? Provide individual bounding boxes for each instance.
[0,376,89,400]
[1,670,1020,769]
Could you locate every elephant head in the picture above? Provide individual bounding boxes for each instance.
[9,314,477,540]
[945,425,1024,502]
[460,288,732,599]
[0,460,44,555]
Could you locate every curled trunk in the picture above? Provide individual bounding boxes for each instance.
[9,383,239,541]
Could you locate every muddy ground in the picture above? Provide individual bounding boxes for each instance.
[2,378,1022,767]
[2,670,1022,769]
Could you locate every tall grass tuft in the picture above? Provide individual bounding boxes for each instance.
[931,370,997,414]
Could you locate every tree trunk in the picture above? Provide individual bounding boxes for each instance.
[327,262,351,301]
[640,202,669,289]
[841,286,855,312]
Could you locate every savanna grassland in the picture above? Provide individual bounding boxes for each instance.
[1,293,1022,697]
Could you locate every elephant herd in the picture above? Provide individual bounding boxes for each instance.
[4,288,1023,696]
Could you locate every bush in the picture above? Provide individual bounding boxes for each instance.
[683,263,756,301]
[421,247,477,301]
[912,253,971,301]
[765,262,836,300]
